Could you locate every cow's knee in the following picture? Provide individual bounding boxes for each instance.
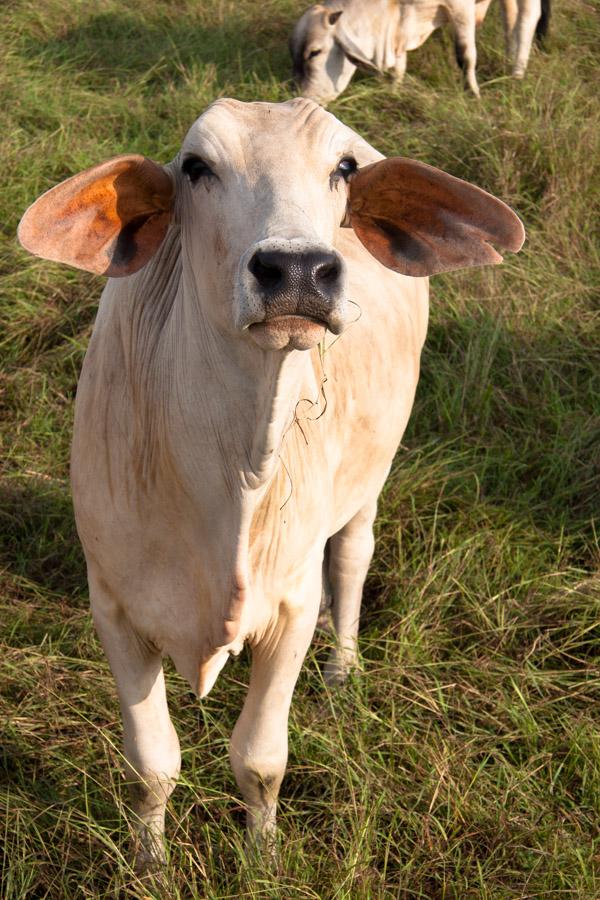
[123,719,181,813]
[229,742,286,841]
[91,604,182,869]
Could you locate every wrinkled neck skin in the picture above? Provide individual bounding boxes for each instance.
[172,262,317,497]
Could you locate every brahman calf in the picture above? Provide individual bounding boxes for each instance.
[290,0,550,104]
[19,98,523,868]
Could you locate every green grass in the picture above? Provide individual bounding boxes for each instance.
[1,0,599,896]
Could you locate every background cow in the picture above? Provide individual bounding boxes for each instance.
[290,0,550,103]
[18,98,523,869]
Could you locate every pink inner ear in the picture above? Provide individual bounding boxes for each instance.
[347,158,525,277]
[18,155,174,277]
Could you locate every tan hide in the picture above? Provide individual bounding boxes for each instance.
[18,155,174,276]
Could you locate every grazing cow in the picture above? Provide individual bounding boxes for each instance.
[290,0,550,104]
[18,98,524,869]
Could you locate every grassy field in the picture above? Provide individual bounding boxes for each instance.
[1,0,599,896]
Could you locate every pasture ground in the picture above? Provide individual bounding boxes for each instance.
[1,0,599,896]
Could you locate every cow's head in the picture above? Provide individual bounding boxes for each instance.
[18,99,524,353]
[290,5,357,105]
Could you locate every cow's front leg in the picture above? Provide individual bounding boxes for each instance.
[324,500,376,685]
[91,585,181,872]
[229,577,320,858]
[393,51,407,83]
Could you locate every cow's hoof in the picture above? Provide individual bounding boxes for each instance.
[245,825,279,870]
[132,834,167,875]
[133,853,165,877]
[323,648,359,686]
[316,607,334,634]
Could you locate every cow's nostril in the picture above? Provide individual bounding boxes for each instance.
[315,260,341,285]
[249,252,283,290]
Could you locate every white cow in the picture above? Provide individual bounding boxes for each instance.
[290,0,549,103]
[18,98,524,869]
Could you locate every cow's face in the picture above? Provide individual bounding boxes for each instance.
[290,6,356,105]
[18,99,525,354]
[176,98,377,351]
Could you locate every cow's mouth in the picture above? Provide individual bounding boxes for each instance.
[249,315,327,351]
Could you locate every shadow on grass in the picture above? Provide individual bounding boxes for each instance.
[409,310,600,533]
[0,479,86,600]
[20,10,294,90]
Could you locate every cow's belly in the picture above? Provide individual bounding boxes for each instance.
[398,3,448,51]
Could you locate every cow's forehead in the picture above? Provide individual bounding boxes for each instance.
[181,98,372,164]
[292,5,326,44]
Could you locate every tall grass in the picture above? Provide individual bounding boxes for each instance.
[1,0,599,896]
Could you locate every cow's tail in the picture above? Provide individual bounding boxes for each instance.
[535,0,551,45]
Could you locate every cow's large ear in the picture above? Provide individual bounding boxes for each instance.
[18,155,174,277]
[344,157,525,276]
[334,23,377,69]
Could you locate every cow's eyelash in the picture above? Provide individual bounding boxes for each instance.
[182,156,214,183]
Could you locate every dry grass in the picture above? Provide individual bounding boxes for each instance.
[1,0,599,896]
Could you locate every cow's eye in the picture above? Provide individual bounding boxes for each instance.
[308,48,322,59]
[336,156,358,180]
[182,156,214,183]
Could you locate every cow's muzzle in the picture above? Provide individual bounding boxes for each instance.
[236,239,349,351]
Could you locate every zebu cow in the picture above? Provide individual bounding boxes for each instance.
[290,0,550,104]
[18,98,524,868]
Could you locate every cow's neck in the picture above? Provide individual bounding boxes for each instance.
[163,297,324,655]
[119,237,323,510]
[242,349,312,491]
[173,281,318,466]
[345,0,400,70]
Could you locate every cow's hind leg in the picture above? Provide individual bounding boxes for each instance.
[475,0,493,28]
[512,0,541,77]
[324,500,377,686]
[92,590,181,871]
[230,581,320,857]
[500,0,520,63]
[451,3,480,96]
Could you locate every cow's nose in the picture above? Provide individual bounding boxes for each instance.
[248,248,342,299]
